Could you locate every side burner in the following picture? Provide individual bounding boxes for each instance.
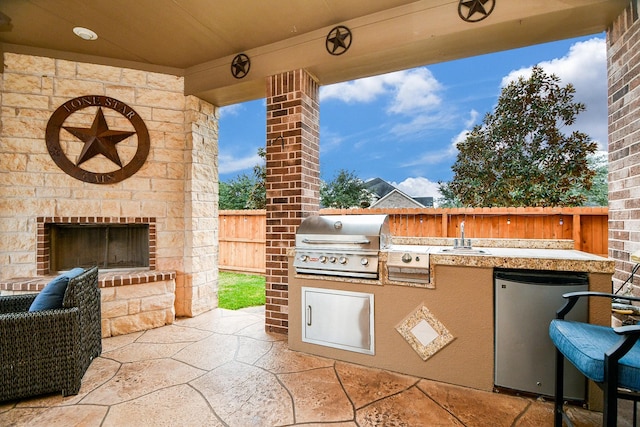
[386,245,431,285]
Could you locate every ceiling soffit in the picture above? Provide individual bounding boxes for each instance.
[0,0,628,106]
[186,0,627,105]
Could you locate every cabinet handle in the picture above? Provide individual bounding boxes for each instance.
[306,305,312,326]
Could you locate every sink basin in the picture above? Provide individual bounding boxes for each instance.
[437,248,489,255]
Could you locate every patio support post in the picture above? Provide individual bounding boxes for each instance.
[608,1,640,302]
[264,69,320,334]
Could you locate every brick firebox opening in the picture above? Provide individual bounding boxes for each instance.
[37,217,157,276]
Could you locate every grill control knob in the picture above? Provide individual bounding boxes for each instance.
[319,256,327,263]
[329,256,337,263]
[361,258,369,266]
[299,255,309,262]
[339,256,348,265]
[401,253,412,263]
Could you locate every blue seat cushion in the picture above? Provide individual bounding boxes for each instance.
[28,268,85,312]
[550,319,640,392]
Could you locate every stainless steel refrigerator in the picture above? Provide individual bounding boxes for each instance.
[494,269,588,400]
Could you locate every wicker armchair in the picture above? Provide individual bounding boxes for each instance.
[0,266,102,402]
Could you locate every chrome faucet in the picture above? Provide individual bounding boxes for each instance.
[454,221,471,249]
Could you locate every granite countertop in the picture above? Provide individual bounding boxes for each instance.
[392,237,575,250]
[390,237,614,275]
[427,246,615,274]
[287,239,615,289]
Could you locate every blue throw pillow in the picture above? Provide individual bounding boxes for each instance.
[29,268,85,312]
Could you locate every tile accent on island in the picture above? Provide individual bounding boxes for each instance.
[396,304,455,361]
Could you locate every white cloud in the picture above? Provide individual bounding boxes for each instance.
[387,68,443,114]
[390,111,451,136]
[320,73,397,103]
[219,104,243,118]
[400,111,474,168]
[321,67,450,144]
[320,68,443,115]
[501,37,607,147]
[391,177,442,199]
[451,129,470,147]
[465,109,480,128]
[319,126,346,153]
[218,151,262,175]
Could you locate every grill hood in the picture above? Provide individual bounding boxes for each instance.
[295,215,391,251]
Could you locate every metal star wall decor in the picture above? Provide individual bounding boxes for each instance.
[458,0,495,23]
[231,53,250,79]
[326,25,352,56]
[45,95,150,184]
[64,108,134,167]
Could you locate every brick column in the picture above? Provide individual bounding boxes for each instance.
[265,70,320,334]
[607,1,640,295]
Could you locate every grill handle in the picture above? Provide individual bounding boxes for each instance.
[301,238,371,245]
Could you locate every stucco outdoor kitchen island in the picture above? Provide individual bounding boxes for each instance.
[288,238,615,401]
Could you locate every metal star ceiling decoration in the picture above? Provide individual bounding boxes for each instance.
[63,107,134,167]
[326,25,352,56]
[458,0,495,23]
[231,53,250,79]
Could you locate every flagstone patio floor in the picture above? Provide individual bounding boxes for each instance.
[0,306,612,426]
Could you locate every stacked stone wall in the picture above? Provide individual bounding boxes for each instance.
[0,52,219,328]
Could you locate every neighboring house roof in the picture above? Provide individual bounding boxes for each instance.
[364,178,396,199]
[364,178,434,209]
[413,196,434,208]
[371,189,425,209]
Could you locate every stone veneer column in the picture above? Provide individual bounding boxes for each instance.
[607,1,640,295]
[179,96,219,317]
[265,70,320,334]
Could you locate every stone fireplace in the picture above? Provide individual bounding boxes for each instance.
[0,52,220,336]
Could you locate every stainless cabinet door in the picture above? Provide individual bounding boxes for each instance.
[302,287,374,355]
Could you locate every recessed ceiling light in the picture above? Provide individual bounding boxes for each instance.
[73,27,98,41]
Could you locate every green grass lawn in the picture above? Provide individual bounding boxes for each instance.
[218,271,266,310]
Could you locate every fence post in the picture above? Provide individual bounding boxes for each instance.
[573,213,581,251]
[441,212,448,238]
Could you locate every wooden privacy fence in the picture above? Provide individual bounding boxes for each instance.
[218,210,267,274]
[218,207,609,274]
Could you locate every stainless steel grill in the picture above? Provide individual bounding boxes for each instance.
[294,215,390,279]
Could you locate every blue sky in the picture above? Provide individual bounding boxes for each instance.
[218,34,607,200]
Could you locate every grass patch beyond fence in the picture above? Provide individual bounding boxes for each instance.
[218,271,266,310]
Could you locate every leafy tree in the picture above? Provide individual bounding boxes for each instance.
[435,181,462,208]
[218,148,266,210]
[438,152,608,208]
[219,174,256,210]
[446,65,597,207]
[582,152,608,206]
[320,169,370,208]
[246,147,266,209]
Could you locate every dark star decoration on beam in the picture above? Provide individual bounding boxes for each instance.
[231,53,250,79]
[458,0,495,23]
[63,107,135,167]
[326,25,352,56]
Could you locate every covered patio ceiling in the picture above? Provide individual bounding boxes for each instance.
[0,0,627,106]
